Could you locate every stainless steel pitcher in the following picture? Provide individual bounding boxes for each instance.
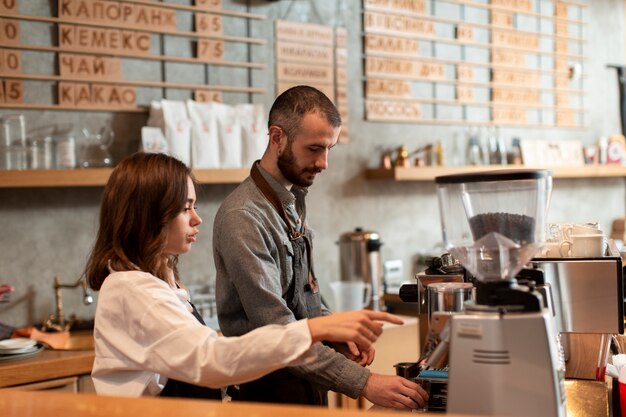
[338,228,385,311]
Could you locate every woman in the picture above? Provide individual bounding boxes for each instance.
[86,152,402,399]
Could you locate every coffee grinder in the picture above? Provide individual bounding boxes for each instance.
[435,170,566,417]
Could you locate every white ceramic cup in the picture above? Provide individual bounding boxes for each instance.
[563,223,600,240]
[330,281,372,312]
[540,241,572,257]
[570,233,607,257]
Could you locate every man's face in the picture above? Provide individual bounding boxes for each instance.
[277,112,341,187]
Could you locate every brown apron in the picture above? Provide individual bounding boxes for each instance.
[232,163,326,406]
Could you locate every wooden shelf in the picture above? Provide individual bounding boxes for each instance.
[0,168,249,188]
[364,165,626,182]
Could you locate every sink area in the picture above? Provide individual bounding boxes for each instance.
[63,330,94,350]
[28,328,94,351]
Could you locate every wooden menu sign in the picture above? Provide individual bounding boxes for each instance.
[0,48,21,75]
[0,0,266,111]
[490,0,532,12]
[276,42,333,66]
[274,20,334,93]
[0,80,23,104]
[0,17,20,46]
[276,62,333,85]
[492,88,539,104]
[362,0,587,127]
[58,0,177,31]
[197,39,225,62]
[363,0,425,14]
[364,34,419,56]
[275,20,333,46]
[366,99,422,122]
[491,10,513,27]
[457,85,474,102]
[457,64,473,82]
[364,11,435,37]
[195,13,223,36]
[58,81,136,109]
[58,24,151,56]
[59,53,121,81]
[492,107,527,124]
[366,78,412,98]
[456,24,474,42]
[492,30,539,49]
[492,69,539,86]
[491,50,525,66]
[366,56,444,80]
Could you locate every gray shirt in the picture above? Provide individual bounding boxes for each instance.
[213,164,370,398]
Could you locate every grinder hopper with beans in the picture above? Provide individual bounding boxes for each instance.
[435,169,566,417]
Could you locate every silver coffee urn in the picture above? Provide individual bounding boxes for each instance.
[338,228,385,311]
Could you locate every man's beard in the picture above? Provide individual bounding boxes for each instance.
[277,143,321,187]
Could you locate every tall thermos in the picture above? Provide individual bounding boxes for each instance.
[338,228,385,311]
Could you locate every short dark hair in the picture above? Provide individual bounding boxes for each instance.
[268,85,341,140]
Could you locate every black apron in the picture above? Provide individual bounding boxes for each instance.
[233,163,326,406]
[159,301,222,400]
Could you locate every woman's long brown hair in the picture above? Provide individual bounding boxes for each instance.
[85,152,196,290]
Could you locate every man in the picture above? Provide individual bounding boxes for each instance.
[213,85,427,410]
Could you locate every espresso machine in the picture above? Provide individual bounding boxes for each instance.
[435,169,567,417]
[528,250,624,380]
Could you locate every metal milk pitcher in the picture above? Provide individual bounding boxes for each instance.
[338,228,385,311]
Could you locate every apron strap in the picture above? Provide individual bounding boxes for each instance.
[250,163,318,294]
[250,162,305,240]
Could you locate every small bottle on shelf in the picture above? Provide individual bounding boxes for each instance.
[466,127,483,166]
[508,137,523,165]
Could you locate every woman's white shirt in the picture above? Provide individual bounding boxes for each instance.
[92,270,314,397]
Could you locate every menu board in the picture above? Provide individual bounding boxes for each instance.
[275,20,350,142]
[362,0,588,128]
[0,0,266,112]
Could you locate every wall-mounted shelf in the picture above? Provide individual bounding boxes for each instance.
[0,168,249,188]
[364,165,626,182]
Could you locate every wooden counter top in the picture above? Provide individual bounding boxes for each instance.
[0,390,482,417]
[0,349,94,388]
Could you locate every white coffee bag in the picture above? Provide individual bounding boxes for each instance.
[237,103,267,167]
[186,100,220,168]
[161,99,191,166]
[140,127,169,154]
[213,102,242,168]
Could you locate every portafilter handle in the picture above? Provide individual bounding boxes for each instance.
[399,284,419,303]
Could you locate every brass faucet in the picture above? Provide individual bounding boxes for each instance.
[41,276,94,332]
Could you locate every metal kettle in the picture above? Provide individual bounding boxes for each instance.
[338,228,385,311]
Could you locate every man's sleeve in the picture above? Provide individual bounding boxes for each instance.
[214,209,370,398]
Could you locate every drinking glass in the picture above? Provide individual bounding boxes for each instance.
[0,114,26,170]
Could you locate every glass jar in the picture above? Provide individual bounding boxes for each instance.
[55,135,76,169]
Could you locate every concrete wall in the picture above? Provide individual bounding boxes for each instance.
[1,0,625,327]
